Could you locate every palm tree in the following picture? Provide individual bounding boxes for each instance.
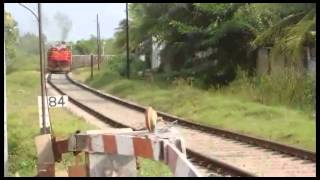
[253,3,316,65]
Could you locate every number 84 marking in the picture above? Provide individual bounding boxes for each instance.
[46,95,68,108]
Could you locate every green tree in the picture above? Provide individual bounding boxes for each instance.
[253,3,316,65]
[166,3,258,84]
[113,3,316,85]
[102,38,118,55]
[115,4,184,69]
[18,33,47,54]
[4,11,19,59]
[73,35,98,54]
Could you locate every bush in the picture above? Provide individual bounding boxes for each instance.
[105,55,126,75]
[106,55,147,78]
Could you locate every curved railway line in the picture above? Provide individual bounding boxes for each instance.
[47,73,316,177]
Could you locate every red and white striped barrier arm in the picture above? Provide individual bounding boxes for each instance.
[164,142,200,177]
[66,132,201,177]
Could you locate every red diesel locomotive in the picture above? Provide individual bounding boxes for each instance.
[47,42,72,72]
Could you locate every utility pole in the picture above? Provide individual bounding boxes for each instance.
[126,3,130,79]
[38,3,48,134]
[96,14,100,70]
[91,54,94,79]
[4,19,8,177]
[43,41,46,73]
[98,19,101,68]
[18,3,48,134]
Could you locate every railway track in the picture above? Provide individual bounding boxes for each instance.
[47,73,316,177]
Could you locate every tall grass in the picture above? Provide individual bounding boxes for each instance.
[222,67,315,113]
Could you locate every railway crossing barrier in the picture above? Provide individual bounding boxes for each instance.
[35,107,201,177]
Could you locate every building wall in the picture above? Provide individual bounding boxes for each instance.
[256,47,316,76]
[307,47,316,76]
[151,37,164,70]
[256,48,270,76]
[270,52,286,74]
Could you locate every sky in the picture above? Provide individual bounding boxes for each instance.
[4,3,126,42]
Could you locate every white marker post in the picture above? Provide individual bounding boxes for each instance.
[38,96,50,134]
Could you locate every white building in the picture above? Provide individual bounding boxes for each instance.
[151,36,165,69]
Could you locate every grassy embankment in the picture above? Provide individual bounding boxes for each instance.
[6,51,171,177]
[72,61,315,151]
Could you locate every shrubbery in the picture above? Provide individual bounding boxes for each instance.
[106,55,147,78]
[223,67,315,112]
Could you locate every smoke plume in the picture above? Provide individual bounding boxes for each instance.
[54,12,72,41]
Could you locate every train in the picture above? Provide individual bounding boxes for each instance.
[47,41,72,73]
